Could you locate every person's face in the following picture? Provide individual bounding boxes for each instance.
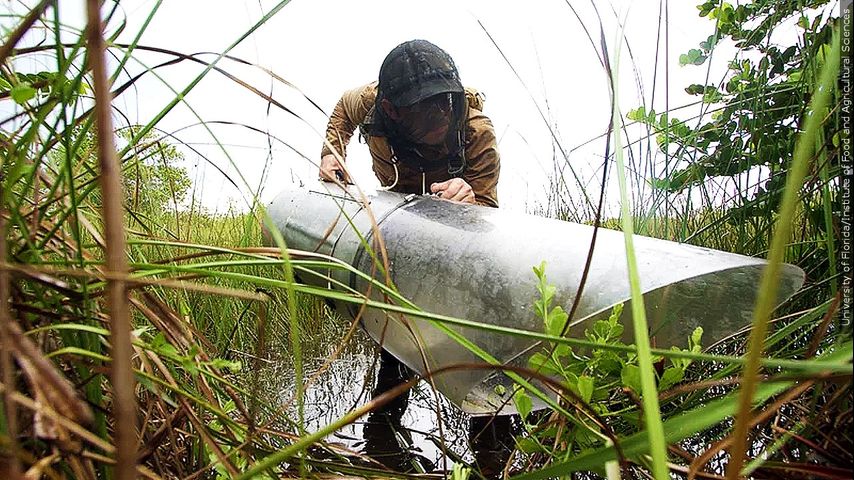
[386,93,453,145]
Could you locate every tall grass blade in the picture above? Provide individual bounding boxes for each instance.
[608,13,669,480]
[0,218,21,475]
[0,0,53,64]
[85,0,136,475]
[256,213,306,471]
[726,28,842,480]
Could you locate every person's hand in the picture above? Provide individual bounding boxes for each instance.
[319,154,350,183]
[430,178,475,204]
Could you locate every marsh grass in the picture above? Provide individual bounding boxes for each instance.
[0,1,337,477]
[506,2,849,479]
[0,1,850,479]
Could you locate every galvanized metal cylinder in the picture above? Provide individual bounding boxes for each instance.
[266,182,805,415]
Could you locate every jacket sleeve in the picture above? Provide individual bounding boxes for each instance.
[463,112,500,208]
[320,84,372,160]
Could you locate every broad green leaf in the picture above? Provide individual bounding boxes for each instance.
[620,364,641,393]
[514,388,533,421]
[599,354,622,375]
[577,376,594,403]
[700,34,719,51]
[564,372,580,396]
[658,367,685,391]
[546,306,568,337]
[679,49,707,66]
[650,177,673,190]
[11,83,37,104]
[554,343,572,359]
[610,323,624,340]
[528,352,562,377]
[685,84,706,95]
[533,261,546,279]
[593,320,610,339]
[703,89,723,103]
[627,106,646,122]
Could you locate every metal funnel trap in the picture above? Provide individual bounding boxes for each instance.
[266,183,805,415]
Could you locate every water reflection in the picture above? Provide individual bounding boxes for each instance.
[261,315,484,474]
[367,350,517,477]
[359,411,436,473]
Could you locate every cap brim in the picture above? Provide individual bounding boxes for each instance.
[394,77,463,107]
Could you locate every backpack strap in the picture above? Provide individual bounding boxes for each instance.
[464,87,485,112]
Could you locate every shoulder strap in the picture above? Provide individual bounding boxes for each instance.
[464,87,485,112]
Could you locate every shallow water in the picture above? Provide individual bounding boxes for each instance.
[259,312,487,474]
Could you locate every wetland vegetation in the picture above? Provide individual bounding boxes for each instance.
[0,0,850,478]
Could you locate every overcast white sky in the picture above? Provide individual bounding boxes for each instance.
[37,0,743,214]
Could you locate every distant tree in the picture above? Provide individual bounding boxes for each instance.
[120,128,191,215]
[42,127,191,218]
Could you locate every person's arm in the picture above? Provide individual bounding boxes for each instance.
[461,113,500,208]
[319,84,372,182]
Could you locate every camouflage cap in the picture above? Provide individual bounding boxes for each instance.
[378,39,464,107]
